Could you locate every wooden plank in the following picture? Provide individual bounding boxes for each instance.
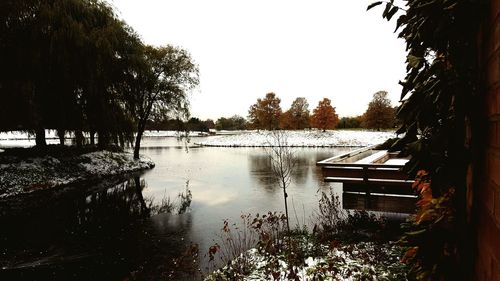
[322,166,409,180]
[354,150,388,164]
[342,192,417,213]
[316,145,376,166]
[342,182,415,195]
[368,178,414,187]
[321,163,407,169]
[324,177,364,184]
[322,167,364,178]
[324,176,414,186]
[366,168,409,180]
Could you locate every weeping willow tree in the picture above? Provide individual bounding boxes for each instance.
[0,0,142,147]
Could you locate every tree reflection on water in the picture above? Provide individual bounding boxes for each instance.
[248,149,329,189]
[0,176,194,281]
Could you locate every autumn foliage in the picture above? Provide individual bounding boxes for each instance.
[280,97,310,130]
[248,92,282,130]
[311,98,339,131]
[400,170,457,280]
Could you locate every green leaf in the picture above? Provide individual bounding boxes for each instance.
[394,14,407,32]
[386,6,399,21]
[407,55,422,69]
[366,1,383,11]
[399,80,411,100]
[382,3,392,18]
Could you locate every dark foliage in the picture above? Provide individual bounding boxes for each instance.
[369,0,486,279]
[0,0,199,156]
[215,115,248,131]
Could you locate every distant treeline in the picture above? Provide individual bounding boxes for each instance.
[147,91,398,132]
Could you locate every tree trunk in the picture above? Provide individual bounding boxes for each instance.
[35,127,46,147]
[90,131,95,145]
[75,130,84,148]
[98,131,109,149]
[134,177,150,216]
[134,122,145,160]
[282,178,290,233]
[57,129,65,145]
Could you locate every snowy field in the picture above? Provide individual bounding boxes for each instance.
[195,130,396,147]
[0,130,396,148]
[0,130,210,148]
[0,130,209,140]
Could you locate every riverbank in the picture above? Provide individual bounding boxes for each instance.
[205,240,407,280]
[0,147,154,198]
[202,208,409,280]
[195,130,396,147]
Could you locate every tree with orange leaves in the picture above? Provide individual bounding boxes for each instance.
[311,98,339,132]
[248,92,282,130]
[280,97,310,130]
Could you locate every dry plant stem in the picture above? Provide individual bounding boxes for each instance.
[265,130,296,233]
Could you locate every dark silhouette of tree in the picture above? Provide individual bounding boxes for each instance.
[186,117,208,132]
[311,98,339,132]
[0,0,141,148]
[280,97,310,130]
[215,117,230,130]
[361,91,395,130]
[367,0,484,279]
[248,92,282,130]
[204,119,215,130]
[128,45,199,159]
[215,115,247,130]
[229,115,247,130]
[337,116,363,129]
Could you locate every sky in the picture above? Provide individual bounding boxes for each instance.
[106,0,407,120]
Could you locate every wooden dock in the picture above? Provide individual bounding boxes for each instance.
[317,145,416,213]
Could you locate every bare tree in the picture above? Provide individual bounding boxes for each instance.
[265,130,296,232]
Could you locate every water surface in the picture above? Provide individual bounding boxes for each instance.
[0,136,353,280]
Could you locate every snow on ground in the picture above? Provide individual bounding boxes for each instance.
[205,241,406,281]
[0,151,154,198]
[142,130,210,137]
[0,130,211,148]
[196,130,396,147]
[0,130,208,148]
[0,130,64,140]
[0,130,211,140]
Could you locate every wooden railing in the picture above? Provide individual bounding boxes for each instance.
[317,147,416,213]
[320,163,414,195]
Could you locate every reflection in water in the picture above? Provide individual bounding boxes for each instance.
[0,138,398,281]
[0,177,193,281]
[291,156,309,185]
[248,154,278,189]
[248,151,312,189]
[148,180,193,215]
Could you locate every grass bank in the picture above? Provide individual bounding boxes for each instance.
[0,145,154,198]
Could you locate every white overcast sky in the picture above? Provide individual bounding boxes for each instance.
[106,0,407,120]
